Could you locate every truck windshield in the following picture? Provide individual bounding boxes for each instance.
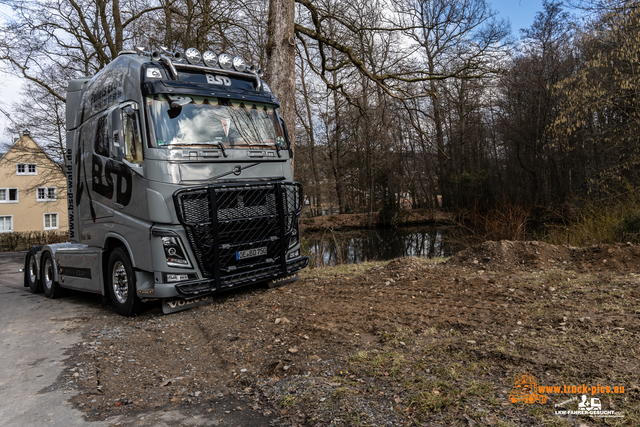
[145,94,288,150]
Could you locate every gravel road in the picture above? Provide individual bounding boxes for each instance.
[0,251,272,427]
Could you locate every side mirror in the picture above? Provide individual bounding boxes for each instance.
[279,118,293,158]
[110,108,125,159]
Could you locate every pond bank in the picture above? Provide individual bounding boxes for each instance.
[299,209,456,233]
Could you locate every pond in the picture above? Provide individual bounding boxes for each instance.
[302,226,464,268]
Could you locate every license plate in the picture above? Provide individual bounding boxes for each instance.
[236,246,267,260]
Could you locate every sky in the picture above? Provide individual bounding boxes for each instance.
[492,0,545,36]
[0,0,548,147]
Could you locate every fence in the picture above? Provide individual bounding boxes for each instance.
[0,231,69,252]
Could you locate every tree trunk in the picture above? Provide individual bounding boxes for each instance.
[266,0,296,169]
[299,58,322,214]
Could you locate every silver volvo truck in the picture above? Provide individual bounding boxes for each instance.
[23,48,308,315]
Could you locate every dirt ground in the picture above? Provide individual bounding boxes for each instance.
[55,241,639,426]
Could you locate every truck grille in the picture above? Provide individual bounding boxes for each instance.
[174,181,304,291]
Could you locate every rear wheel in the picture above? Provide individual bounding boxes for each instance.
[24,246,43,293]
[41,252,60,299]
[107,248,140,316]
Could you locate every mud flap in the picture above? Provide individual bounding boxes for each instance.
[266,273,299,289]
[162,295,213,314]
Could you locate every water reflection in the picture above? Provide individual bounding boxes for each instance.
[302,226,461,268]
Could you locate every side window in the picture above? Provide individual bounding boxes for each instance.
[123,106,143,164]
[95,116,109,156]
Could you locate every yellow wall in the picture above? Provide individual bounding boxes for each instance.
[0,135,68,233]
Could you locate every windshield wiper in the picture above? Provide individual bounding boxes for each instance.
[209,141,228,157]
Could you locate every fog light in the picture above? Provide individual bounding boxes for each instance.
[166,274,190,282]
[288,250,300,260]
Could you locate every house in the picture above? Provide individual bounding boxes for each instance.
[0,131,68,233]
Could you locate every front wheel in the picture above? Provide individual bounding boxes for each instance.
[41,252,60,299]
[107,248,140,316]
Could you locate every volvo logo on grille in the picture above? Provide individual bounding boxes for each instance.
[232,165,242,175]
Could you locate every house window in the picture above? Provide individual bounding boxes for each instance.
[17,163,37,175]
[0,188,19,203]
[0,216,12,232]
[37,187,57,201]
[44,213,59,230]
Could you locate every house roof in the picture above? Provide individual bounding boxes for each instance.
[0,133,62,168]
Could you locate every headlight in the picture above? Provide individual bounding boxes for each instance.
[185,48,202,65]
[203,50,217,67]
[162,236,191,268]
[289,233,298,248]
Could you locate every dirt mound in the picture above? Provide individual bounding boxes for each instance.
[570,243,640,272]
[448,240,572,270]
[383,256,429,272]
[449,240,640,272]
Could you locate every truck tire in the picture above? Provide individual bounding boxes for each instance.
[24,245,43,293]
[41,251,60,299]
[107,247,140,316]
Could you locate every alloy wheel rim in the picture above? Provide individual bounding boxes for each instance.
[29,257,37,284]
[112,261,128,304]
[44,259,53,290]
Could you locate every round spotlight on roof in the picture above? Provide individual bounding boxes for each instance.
[202,50,217,67]
[174,51,184,60]
[218,53,233,70]
[185,48,202,65]
[232,56,247,72]
[257,68,264,78]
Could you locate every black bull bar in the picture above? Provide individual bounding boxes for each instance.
[173,181,308,295]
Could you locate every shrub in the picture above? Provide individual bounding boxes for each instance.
[543,196,640,246]
[459,198,531,241]
[0,231,69,252]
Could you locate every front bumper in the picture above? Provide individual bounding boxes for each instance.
[173,257,308,296]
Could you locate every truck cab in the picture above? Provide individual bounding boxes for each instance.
[25,48,307,314]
